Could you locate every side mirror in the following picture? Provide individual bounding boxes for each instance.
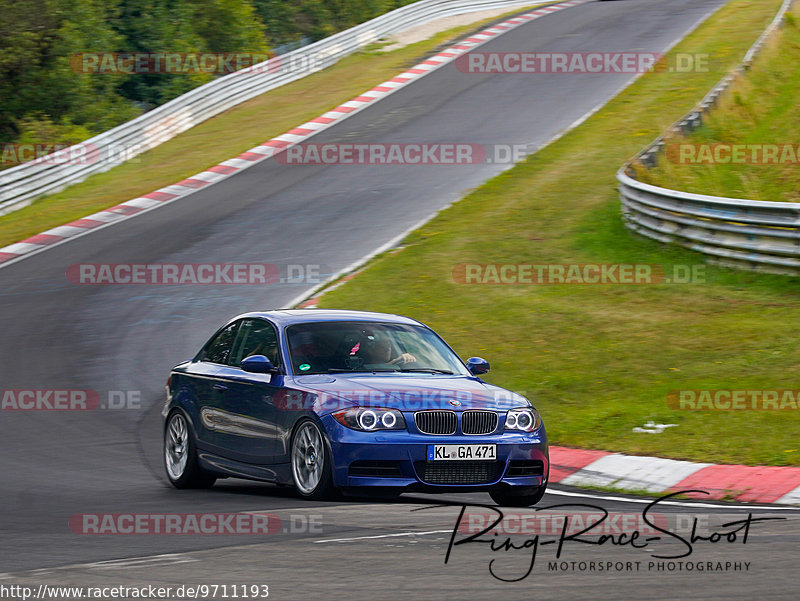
[241,355,277,374]
[466,357,490,375]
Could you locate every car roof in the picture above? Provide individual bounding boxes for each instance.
[231,309,424,328]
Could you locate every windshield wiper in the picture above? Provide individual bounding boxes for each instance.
[399,368,454,374]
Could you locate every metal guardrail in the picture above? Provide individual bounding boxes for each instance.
[0,0,541,216]
[618,0,798,274]
[619,172,800,273]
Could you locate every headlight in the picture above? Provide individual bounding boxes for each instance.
[504,407,541,432]
[332,408,406,431]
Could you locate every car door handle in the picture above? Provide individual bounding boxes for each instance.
[213,383,229,391]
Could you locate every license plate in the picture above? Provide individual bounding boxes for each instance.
[427,444,497,461]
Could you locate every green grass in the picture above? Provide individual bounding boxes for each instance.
[316,0,800,466]
[0,4,546,248]
[639,8,800,201]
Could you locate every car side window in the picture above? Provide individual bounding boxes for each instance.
[201,321,240,365]
[230,319,280,368]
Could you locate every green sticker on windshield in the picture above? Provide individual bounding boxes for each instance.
[299,363,311,371]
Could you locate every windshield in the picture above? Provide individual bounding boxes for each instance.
[286,321,470,376]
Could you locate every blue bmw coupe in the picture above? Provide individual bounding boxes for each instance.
[163,309,548,506]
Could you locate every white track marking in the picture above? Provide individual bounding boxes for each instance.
[314,529,452,544]
[545,488,800,511]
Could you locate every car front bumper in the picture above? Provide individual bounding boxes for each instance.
[321,414,549,491]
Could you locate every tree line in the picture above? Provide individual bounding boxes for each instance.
[0,0,415,152]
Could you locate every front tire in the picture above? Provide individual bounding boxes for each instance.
[291,419,335,500]
[164,411,216,489]
[489,485,547,507]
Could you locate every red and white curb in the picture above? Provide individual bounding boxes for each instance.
[550,446,800,505]
[0,0,590,270]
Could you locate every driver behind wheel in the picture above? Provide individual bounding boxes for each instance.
[361,336,416,367]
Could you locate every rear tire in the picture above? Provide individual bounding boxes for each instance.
[164,411,216,489]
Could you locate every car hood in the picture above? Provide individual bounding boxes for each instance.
[286,374,530,414]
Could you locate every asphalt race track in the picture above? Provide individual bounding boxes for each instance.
[2,0,798,598]
[2,488,799,600]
